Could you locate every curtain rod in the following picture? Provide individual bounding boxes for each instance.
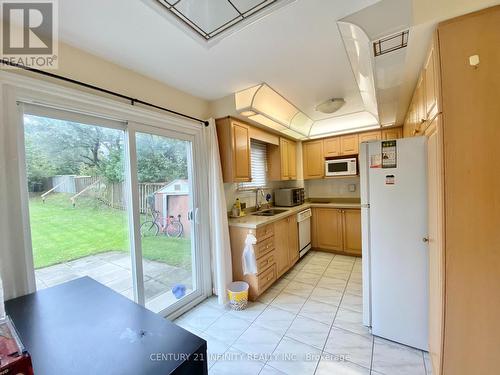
[0,59,210,127]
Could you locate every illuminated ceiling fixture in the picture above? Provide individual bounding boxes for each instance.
[235,83,381,140]
[315,98,346,114]
[156,0,294,44]
[235,83,312,140]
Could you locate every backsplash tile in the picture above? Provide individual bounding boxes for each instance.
[305,177,360,199]
[224,180,303,212]
[223,177,359,212]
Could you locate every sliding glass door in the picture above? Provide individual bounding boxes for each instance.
[22,110,135,299]
[133,130,198,313]
[21,104,208,317]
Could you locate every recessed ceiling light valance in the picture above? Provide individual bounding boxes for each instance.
[235,83,313,139]
[235,83,381,140]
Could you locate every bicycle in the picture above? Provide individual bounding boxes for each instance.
[140,209,184,238]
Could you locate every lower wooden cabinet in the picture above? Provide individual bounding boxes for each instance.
[343,209,362,256]
[229,215,299,300]
[274,218,289,277]
[288,215,299,266]
[274,216,299,277]
[312,208,362,256]
[313,208,343,251]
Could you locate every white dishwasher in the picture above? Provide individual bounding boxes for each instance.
[297,208,312,258]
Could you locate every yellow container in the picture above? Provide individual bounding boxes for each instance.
[227,281,249,310]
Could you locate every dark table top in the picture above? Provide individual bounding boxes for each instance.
[5,277,207,375]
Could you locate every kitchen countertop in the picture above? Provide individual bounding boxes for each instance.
[228,198,362,229]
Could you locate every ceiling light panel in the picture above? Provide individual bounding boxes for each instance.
[236,83,312,138]
[156,0,288,41]
[309,111,379,137]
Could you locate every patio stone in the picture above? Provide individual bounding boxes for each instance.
[144,279,170,300]
[106,274,133,293]
[90,268,131,285]
[34,251,193,313]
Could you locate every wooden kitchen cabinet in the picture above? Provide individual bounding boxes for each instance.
[343,209,362,256]
[288,215,299,266]
[274,218,290,277]
[313,208,344,251]
[324,134,359,158]
[229,222,276,301]
[303,140,324,180]
[312,207,362,256]
[215,117,251,182]
[269,137,297,181]
[229,212,299,300]
[382,127,403,140]
[359,130,382,144]
[340,134,359,155]
[424,39,440,122]
[280,138,289,179]
[323,137,341,157]
[274,216,299,277]
[288,140,297,179]
[414,74,427,134]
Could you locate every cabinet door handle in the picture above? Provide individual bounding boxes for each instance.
[423,237,429,243]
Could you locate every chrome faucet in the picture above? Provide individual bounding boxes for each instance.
[255,188,266,211]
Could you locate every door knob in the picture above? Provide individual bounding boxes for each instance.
[422,237,429,243]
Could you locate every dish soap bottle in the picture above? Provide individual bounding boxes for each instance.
[235,198,242,217]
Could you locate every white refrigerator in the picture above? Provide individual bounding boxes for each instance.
[360,136,429,350]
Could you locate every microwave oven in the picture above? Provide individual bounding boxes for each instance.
[274,188,305,207]
[325,157,357,177]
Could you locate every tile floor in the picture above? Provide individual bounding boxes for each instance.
[174,250,432,375]
[35,251,192,313]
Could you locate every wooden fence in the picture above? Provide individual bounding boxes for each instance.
[75,176,100,193]
[96,181,167,213]
[51,175,166,213]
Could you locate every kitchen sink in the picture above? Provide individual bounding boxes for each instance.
[252,209,289,217]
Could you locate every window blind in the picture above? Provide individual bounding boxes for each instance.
[238,139,268,190]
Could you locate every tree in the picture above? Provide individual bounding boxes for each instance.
[23,115,189,188]
[24,137,55,191]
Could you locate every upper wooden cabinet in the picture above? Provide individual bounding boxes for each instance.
[359,130,382,144]
[269,137,297,181]
[324,137,341,157]
[288,140,297,179]
[340,134,359,155]
[424,37,441,122]
[404,33,442,138]
[216,117,251,183]
[303,140,324,180]
[382,127,403,140]
[324,134,359,158]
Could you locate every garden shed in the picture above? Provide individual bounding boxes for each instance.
[154,179,190,238]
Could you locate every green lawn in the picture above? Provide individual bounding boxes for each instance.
[29,194,192,270]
